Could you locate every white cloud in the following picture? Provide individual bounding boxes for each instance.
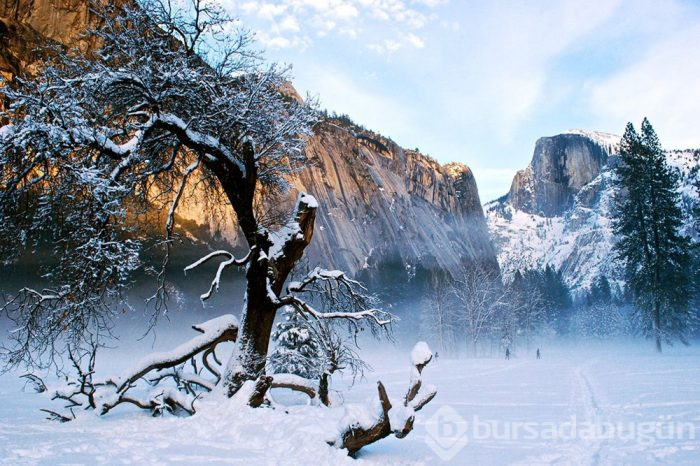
[225,0,443,53]
[411,0,447,7]
[333,3,359,19]
[367,39,402,54]
[278,15,300,32]
[257,2,288,20]
[405,32,424,48]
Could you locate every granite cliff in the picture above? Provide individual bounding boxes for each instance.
[0,0,497,277]
[506,133,612,217]
[487,130,699,294]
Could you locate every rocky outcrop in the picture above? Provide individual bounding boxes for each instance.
[507,134,610,217]
[287,123,495,273]
[0,0,120,80]
[0,0,497,276]
[487,129,699,295]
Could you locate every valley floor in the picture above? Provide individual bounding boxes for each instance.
[1,340,699,465]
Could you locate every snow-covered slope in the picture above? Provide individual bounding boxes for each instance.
[486,131,699,295]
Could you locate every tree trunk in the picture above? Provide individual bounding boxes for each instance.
[654,300,662,353]
[223,239,278,397]
[319,372,330,406]
[221,194,317,398]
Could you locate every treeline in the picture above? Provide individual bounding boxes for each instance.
[419,258,699,359]
[420,264,672,358]
[420,264,574,357]
[422,118,700,356]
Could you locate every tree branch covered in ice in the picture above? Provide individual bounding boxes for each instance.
[31,315,239,420]
[0,6,410,458]
[281,267,394,332]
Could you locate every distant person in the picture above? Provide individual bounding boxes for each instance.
[435,351,439,360]
[536,348,541,360]
[505,348,510,360]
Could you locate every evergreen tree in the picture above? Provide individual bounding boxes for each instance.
[268,308,322,378]
[612,118,693,352]
[587,275,612,306]
[573,275,629,338]
[508,269,545,349]
[540,265,572,334]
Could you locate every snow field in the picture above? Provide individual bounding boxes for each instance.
[1,340,699,465]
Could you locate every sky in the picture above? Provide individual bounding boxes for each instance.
[221,0,700,202]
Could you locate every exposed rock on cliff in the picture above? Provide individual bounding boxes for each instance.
[507,133,612,217]
[287,122,495,273]
[0,0,116,79]
[487,130,699,294]
[0,0,497,276]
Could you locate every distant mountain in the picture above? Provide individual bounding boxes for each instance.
[486,130,699,294]
[0,0,497,280]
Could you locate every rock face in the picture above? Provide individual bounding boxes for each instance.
[507,134,610,217]
[487,130,700,295]
[287,123,495,274]
[0,0,497,276]
[0,0,117,79]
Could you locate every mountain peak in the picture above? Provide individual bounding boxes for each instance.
[443,161,472,178]
[563,129,621,154]
[507,133,610,217]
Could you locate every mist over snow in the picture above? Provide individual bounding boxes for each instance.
[1,0,700,465]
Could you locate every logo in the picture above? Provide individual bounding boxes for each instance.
[424,405,469,461]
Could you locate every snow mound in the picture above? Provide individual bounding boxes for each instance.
[411,341,432,366]
[565,129,621,153]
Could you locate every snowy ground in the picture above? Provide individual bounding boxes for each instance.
[1,336,699,465]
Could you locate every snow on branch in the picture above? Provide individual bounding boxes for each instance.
[269,373,319,399]
[112,314,238,394]
[332,342,437,455]
[284,296,392,327]
[280,265,395,332]
[268,193,318,292]
[185,250,252,301]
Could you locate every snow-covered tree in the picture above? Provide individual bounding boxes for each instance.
[0,0,400,404]
[451,264,506,356]
[540,265,572,335]
[0,1,439,452]
[571,275,631,338]
[420,269,458,356]
[508,269,545,349]
[612,119,694,352]
[269,307,322,379]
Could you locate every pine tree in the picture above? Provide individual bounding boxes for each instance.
[613,118,693,352]
[540,265,572,334]
[268,308,322,378]
[587,275,612,306]
[576,275,629,338]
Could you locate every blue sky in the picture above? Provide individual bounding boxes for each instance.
[221,0,700,202]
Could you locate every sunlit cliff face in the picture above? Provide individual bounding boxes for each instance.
[0,0,498,276]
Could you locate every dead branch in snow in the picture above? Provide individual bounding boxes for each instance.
[333,342,437,455]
